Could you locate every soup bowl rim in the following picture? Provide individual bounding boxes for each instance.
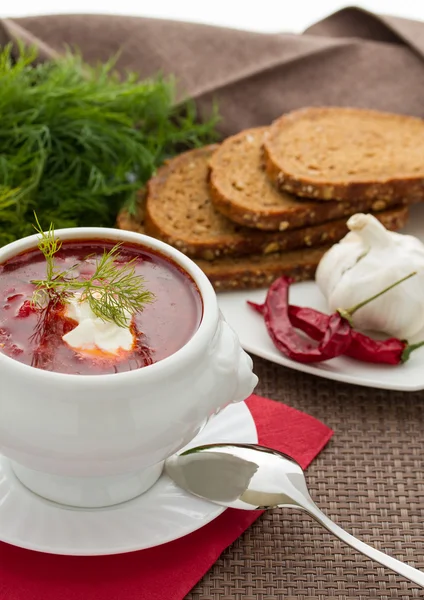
[0,227,219,385]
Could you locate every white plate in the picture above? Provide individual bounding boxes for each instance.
[0,401,257,556]
[218,204,424,392]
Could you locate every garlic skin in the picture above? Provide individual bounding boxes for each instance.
[316,213,424,338]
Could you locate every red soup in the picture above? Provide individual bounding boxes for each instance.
[0,240,203,375]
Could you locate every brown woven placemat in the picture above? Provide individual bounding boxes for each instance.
[187,356,424,600]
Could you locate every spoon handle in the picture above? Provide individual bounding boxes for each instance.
[306,503,424,588]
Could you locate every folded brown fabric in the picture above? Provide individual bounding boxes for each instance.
[0,7,423,136]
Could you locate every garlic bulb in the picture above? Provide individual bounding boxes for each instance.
[316,213,424,338]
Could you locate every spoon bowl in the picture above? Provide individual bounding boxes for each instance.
[166,443,310,510]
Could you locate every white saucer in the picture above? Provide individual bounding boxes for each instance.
[0,401,257,556]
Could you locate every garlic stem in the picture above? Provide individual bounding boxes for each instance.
[338,271,417,322]
[347,213,396,247]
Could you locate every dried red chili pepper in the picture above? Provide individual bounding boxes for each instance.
[260,277,352,363]
[289,306,406,364]
[247,301,265,315]
[290,306,424,364]
[248,276,424,364]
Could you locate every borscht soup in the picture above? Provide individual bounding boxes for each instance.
[0,239,202,375]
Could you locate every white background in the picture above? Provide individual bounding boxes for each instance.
[1,1,423,33]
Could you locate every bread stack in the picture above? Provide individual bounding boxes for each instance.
[118,107,424,291]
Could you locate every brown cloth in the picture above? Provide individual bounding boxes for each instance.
[0,7,424,136]
[1,8,424,600]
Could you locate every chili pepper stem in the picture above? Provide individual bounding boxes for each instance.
[402,340,424,363]
[337,271,417,324]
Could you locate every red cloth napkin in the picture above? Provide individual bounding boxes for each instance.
[0,394,332,600]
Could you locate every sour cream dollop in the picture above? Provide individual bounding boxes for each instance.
[62,293,134,355]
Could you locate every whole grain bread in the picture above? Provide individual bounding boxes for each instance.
[264,107,424,202]
[196,247,329,291]
[117,207,329,290]
[118,203,409,291]
[142,144,408,260]
[209,127,412,230]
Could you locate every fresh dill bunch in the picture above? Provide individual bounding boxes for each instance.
[31,218,155,327]
[0,43,220,244]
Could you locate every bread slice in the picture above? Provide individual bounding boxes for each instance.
[196,247,329,291]
[209,127,412,230]
[117,204,409,291]
[264,107,424,202]
[117,208,329,290]
[142,144,408,260]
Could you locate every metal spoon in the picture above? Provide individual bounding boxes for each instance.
[165,443,424,588]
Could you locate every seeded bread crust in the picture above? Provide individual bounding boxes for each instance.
[117,203,409,291]
[116,208,327,289]
[264,107,424,202]
[209,127,412,230]
[143,145,408,260]
[196,247,329,291]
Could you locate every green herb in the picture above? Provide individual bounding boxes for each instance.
[0,44,219,245]
[32,217,155,327]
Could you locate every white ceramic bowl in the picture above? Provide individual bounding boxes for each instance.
[0,228,258,508]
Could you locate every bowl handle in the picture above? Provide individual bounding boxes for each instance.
[211,316,258,405]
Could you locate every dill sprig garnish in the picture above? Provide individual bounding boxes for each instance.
[66,246,155,328]
[0,43,219,246]
[31,218,155,327]
[31,215,65,298]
